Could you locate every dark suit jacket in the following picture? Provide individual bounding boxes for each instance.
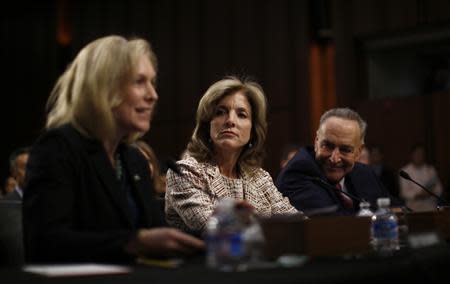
[23,124,165,263]
[276,146,395,215]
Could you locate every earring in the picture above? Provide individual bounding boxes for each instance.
[248,142,253,148]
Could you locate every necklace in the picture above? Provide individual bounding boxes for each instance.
[115,152,123,180]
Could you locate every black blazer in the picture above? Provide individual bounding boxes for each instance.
[23,125,165,263]
[276,146,396,215]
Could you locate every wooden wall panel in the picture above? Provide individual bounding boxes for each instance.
[2,0,310,180]
[431,92,450,188]
[422,0,450,24]
[332,0,450,189]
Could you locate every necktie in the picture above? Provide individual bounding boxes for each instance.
[335,183,353,209]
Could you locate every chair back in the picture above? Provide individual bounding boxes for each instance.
[0,200,24,266]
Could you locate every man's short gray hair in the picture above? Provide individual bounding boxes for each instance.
[319,108,367,143]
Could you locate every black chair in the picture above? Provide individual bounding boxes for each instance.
[0,200,24,266]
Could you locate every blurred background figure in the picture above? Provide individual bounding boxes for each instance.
[279,143,300,170]
[399,143,443,212]
[133,140,166,196]
[2,177,17,198]
[3,147,30,200]
[357,146,370,165]
[370,145,398,198]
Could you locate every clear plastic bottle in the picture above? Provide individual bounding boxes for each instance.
[205,198,246,271]
[371,198,400,254]
[356,201,374,217]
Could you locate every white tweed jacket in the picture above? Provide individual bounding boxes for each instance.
[165,156,297,233]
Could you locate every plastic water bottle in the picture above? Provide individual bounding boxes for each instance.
[356,201,374,217]
[371,198,400,254]
[205,198,246,271]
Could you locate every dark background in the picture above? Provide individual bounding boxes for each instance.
[2,0,450,194]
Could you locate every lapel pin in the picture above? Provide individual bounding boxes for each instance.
[133,174,141,181]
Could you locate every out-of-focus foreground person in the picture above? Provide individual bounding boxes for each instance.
[399,144,443,212]
[23,35,204,264]
[165,77,301,235]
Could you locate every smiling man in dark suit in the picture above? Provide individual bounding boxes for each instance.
[276,108,393,215]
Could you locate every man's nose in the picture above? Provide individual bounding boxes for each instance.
[329,148,342,163]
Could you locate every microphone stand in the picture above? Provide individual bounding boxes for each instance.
[399,170,450,206]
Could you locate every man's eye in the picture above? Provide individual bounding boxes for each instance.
[322,142,334,150]
[340,147,353,154]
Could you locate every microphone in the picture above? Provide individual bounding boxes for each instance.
[399,170,449,206]
[166,158,182,176]
[307,176,365,204]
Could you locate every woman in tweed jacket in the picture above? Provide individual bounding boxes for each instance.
[165,77,303,235]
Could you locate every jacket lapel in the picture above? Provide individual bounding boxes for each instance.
[121,146,154,227]
[90,145,134,228]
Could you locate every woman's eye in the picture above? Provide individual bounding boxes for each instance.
[214,109,224,116]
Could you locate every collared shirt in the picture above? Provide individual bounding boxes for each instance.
[15,186,23,198]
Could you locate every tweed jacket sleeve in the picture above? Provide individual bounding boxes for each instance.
[255,169,298,215]
[165,156,299,235]
[165,157,215,234]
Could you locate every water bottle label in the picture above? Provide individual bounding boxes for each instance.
[229,233,243,257]
[373,220,399,239]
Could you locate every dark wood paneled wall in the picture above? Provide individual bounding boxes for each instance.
[2,0,310,181]
[2,0,450,189]
[332,0,450,188]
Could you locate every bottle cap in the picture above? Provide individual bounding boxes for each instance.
[377,198,390,207]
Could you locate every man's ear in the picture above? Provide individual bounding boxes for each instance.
[314,132,319,152]
[355,143,365,160]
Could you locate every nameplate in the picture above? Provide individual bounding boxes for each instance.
[407,232,441,249]
[259,215,371,258]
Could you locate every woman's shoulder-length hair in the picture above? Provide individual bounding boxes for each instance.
[186,76,268,171]
[46,35,157,143]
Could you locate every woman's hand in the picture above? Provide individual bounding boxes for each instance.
[126,228,205,257]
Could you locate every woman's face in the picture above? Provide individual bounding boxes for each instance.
[113,55,158,136]
[209,91,252,156]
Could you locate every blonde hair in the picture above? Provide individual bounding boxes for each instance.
[134,140,166,194]
[46,35,157,143]
[187,76,267,170]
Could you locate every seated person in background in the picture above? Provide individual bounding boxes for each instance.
[399,143,443,212]
[370,145,398,198]
[279,143,300,170]
[165,77,302,235]
[2,176,17,198]
[23,35,204,264]
[133,140,166,196]
[3,147,30,200]
[276,108,395,215]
